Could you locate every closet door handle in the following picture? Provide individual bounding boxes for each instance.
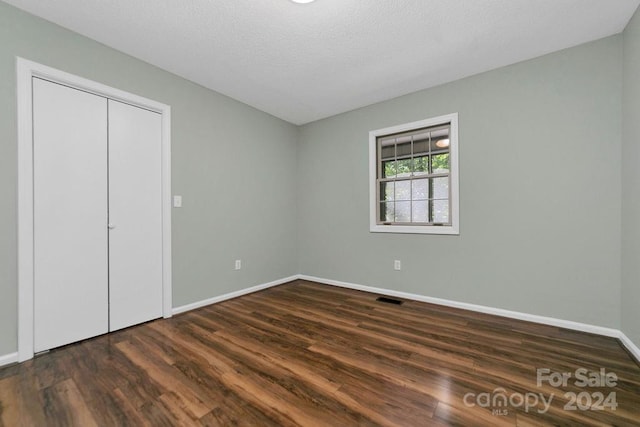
[108,223,116,230]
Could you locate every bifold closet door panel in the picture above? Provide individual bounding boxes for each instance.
[33,78,109,352]
[108,100,163,331]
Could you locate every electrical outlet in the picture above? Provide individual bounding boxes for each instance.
[235,260,242,270]
[394,260,401,270]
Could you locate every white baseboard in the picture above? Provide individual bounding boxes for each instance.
[117,272,640,365]
[298,275,640,364]
[172,275,298,315]
[5,274,639,367]
[299,275,640,363]
[0,352,18,367]
[618,331,640,363]
[298,275,622,338]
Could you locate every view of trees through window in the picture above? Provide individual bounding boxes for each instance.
[377,125,451,224]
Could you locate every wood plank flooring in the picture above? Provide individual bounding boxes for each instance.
[1,280,639,426]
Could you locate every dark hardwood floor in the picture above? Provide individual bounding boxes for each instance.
[1,280,639,426]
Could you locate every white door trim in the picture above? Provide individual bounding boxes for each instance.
[16,57,173,362]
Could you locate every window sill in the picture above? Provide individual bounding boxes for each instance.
[369,224,459,235]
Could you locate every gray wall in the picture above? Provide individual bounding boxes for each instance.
[622,8,640,349]
[297,36,623,329]
[0,2,298,356]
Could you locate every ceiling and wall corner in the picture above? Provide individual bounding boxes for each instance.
[2,0,639,125]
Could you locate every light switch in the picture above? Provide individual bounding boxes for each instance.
[173,195,182,208]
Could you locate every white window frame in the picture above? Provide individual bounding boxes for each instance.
[369,113,459,235]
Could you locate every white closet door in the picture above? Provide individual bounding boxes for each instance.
[33,78,109,352]
[108,100,163,331]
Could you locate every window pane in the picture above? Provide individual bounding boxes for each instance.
[396,159,412,177]
[383,161,396,178]
[380,144,395,160]
[412,201,428,222]
[396,141,412,157]
[395,201,411,223]
[381,182,395,201]
[413,141,430,156]
[380,202,394,222]
[432,177,449,200]
[432,153,449,173]
[395,180,411,201]
[413,156,428,175]
[412,179,428,200]
[433,200,449,223]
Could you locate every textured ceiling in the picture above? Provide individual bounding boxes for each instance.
[5,0,639,125]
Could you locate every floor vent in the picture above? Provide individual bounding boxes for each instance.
[376,296,403,305]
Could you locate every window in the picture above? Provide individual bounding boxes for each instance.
[369,113,459,234]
